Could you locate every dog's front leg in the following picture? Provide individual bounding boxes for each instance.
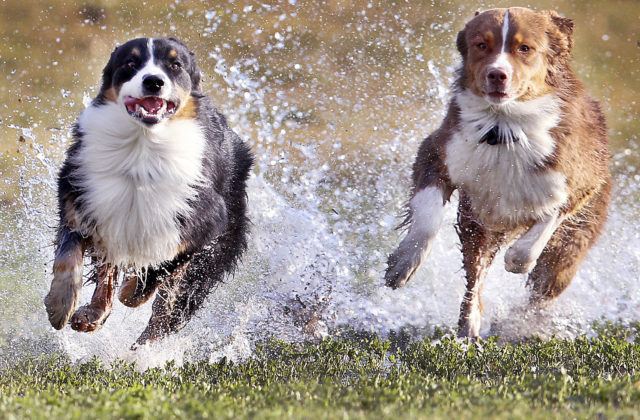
[385,186,447,289]
[44,228,86,329]
[457,195,506,339]
[505,212,563,274]
[70,263,116,332]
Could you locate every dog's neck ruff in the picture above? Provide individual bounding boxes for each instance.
[455,89,561,164]
[73,101,207,268]
[446,89,567,227]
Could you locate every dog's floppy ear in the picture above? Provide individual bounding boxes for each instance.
[544,10,574,61]
[548,10,574,41]
[187,50,202,94]
[99,45,120,91]
[168,37,202,93]
[456,28,468,58]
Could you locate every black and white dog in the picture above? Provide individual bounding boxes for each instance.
[44,38,253,345]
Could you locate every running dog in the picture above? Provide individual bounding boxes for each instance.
[44,38,253,345]
[385,8,610,338]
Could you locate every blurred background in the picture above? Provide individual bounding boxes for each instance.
[1,0,639,366]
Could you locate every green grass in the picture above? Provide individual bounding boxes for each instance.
[3,325,640,419]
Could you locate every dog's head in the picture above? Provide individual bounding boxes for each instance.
[98,38,202,125]
[456,7,574,104]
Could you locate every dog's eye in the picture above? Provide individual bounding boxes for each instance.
[518,45,531,53]
[477,42,488,51]
[124,60,136,69]
[170,62,182,71]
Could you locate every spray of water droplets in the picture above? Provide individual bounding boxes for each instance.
[1,2,639,368]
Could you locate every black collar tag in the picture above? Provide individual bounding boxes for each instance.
[479,126,519,145]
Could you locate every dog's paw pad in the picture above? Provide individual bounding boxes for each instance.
[70,305,111,333]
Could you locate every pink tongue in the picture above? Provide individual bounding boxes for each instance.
[124,97,164,113]
[140,97,163,113]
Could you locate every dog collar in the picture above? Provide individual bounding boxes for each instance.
[479,126,520,145]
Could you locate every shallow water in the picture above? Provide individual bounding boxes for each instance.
[1,0,639,367]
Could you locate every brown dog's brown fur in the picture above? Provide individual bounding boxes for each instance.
[385,7,610,338]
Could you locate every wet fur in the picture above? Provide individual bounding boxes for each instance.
[44,38,253,345]
[385,8,610,338]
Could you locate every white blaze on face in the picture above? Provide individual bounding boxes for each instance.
[487,9,514,88]
[500,9,510,54]
[118,38,172,103]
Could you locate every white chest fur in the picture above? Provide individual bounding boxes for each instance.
[73,102,206,268]
[445,90,568,228]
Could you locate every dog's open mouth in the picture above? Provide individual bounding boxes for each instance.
[124,96,177,124]
[487,91,509,99]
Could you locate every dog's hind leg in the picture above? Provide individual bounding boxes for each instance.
[136,222,248,345]
[456,194,507,339]
[118,269,160,308]
[527,185,610,303]
[70,263,116,333]
[118,259,183,308]
[44,228,87,329]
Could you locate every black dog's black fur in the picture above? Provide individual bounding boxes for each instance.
[45,38,253,345]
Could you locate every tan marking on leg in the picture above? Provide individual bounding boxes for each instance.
[120,241,190,307]
[44,237,86,330]
[118,273,140,306]
[64,198,79,230]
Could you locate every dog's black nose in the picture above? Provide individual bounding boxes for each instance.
[142,75,164,93]
[487,68,508,82]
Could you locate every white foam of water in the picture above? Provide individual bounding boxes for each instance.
[46,161,640,368]
[7,90,638,369]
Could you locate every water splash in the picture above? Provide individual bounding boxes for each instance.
[1,2,639,368]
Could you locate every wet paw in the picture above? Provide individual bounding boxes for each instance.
[118,275,157,308]
[384,250,421,289]
[458,316,482,340]
[44,267,83,330]
[44,292,76,330]
[504,245,537,274]
[70,305,111,333]
[457,322,481,340]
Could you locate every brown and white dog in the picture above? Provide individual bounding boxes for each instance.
[385,8,610,338]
